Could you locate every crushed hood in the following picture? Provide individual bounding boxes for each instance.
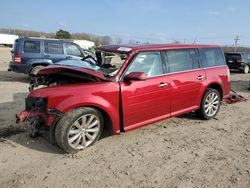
[37,65,108,81]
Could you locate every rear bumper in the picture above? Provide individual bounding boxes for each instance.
[8,62,28,74]
[227,63,245,70]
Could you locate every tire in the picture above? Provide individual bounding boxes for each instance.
[29,65,45,76]
[196,88,221,120]
[55,107,103,153]
[243,65,249,74]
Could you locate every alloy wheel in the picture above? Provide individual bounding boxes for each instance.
[68,114,100,150]
[204,92,220,117]
[244,65,249,74]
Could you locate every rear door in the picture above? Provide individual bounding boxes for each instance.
[43,41,66,63]
[163,49,206,116]
[119,51,171,131]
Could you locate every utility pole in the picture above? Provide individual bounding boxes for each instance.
[234,36,240,52]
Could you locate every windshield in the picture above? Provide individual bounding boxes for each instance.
[96,51,127,77]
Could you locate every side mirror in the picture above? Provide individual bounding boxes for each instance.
[124,72,147,82]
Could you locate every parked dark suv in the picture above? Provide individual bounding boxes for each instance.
[9,37,94,74]
[225,52,250,74]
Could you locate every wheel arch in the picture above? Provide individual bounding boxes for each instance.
[206,82,223,100]
[26,59,53,72]
[59,104,115,136]
[87,105,113,136]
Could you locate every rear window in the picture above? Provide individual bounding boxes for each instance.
[165,49,199,73]
[225,53,241,61]
[44,42,63,54]
[24,41,40,53]
[199,48,225,67]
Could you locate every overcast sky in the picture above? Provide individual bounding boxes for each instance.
[1,0,250,46]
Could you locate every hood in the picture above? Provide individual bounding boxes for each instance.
[29,65,110,91]
[37,65,108,81]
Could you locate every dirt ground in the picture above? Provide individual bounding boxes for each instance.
[0,47,249,188]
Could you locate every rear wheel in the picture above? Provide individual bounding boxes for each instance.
[55,107,103,153]
[196,88,221,120]
[243,65,249,74]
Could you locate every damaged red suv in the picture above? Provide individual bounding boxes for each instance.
[17,44,231,153]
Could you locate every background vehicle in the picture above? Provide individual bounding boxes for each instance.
[16,44,231,153]
[73,39,95,49]
[0,33,19,47]
[225,52,250,74]
[8,37,96,75]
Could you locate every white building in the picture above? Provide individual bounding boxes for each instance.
[73,40,95,49]
[0,33,19,47]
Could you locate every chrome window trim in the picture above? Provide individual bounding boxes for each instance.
[118,46,227,81]
[119,65,227,81]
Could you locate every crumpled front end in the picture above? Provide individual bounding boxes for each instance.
[16,96,61,137]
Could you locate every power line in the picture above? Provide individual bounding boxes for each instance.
[234,36,240,52]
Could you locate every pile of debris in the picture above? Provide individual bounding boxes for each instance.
[225,89,248,104]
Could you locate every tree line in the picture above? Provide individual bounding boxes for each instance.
[1,28,250,51]
[0,28,114,46]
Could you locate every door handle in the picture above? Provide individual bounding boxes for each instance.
[44,55,50,58]
[158,82,168,87]
[66,56,72,59]
[196,75,205,80]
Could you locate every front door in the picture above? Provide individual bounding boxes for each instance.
[119,51,171,131]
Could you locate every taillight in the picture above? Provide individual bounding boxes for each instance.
[237,57,243,62]
[15,54,22,64]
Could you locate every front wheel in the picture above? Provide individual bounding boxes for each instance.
[55,107,103,153]
[29,65,45,76]
[196,88,221,120]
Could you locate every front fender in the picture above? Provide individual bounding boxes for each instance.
[26,59,53,73]
[52,96,120,134]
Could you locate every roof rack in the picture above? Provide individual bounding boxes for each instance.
[20,36,74,42]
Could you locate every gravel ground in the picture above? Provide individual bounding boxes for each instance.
[0,47,249,188]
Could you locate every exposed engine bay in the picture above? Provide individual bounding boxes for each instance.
[29,69,106,91]
[29,51,127,91]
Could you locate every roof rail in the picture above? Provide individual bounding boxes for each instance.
[19,36,74,42]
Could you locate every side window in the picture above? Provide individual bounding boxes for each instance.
[65,44,82,57]
[165,49,199,73]
[44,42,63,54]
[24,41,40,53]
[126,51,163,77]
[199,48,225,68]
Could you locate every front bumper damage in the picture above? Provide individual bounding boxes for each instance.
[16,96,61,138]
[16,110,45,124]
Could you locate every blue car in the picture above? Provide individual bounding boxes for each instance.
[9,37,96,74]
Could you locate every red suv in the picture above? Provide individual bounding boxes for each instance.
[17,44,231,153]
